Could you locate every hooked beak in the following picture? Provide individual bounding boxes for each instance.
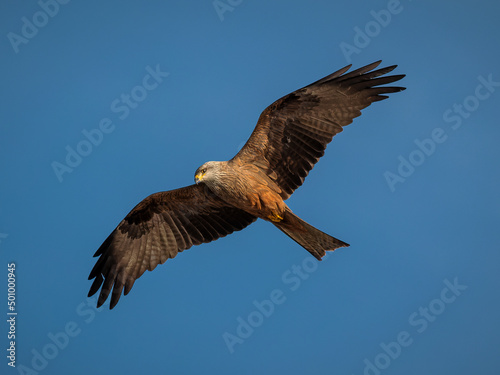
[195,172,204,184]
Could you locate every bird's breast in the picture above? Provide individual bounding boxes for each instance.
[211,168,286,221]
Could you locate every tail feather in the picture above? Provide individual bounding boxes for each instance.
[273,208,349,260]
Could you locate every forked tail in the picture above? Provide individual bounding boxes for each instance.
[273,208,349,260]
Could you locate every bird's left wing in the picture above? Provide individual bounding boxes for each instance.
[232,61,405,199]
[88,184,256,309]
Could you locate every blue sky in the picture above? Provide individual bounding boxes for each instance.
[1,1,500,374]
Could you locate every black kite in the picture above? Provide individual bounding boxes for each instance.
[88,61,405,309]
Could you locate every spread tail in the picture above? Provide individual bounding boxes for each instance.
[273,208,349,260]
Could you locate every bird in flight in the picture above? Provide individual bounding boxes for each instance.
[88,61,405,309]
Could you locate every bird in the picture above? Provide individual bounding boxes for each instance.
[88,60,405,309]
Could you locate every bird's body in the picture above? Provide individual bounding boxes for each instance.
[88,61,405,309]
[195,160,286,222]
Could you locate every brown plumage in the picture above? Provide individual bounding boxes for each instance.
[88,61,405,309]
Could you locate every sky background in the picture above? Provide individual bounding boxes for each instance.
[1,1,500,374]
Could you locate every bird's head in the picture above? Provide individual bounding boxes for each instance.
[194,161,220,184]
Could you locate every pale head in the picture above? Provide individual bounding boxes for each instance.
[194,161,224,185]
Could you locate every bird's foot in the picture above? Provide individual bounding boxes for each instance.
[268,212,283,222]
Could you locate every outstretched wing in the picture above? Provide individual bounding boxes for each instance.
[232,61,405,199]
[88,184,256,309]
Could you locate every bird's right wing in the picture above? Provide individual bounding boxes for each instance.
[88,184,256,309]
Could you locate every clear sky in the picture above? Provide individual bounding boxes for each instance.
[1,1,500,374]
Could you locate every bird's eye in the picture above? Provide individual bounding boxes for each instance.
[202,168,207,173]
